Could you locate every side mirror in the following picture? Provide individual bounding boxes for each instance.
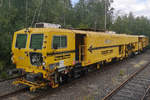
[53,44,58,49]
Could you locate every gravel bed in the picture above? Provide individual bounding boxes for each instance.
[1,50,150,100]
[41,50,150,100]
[0,79,24,96]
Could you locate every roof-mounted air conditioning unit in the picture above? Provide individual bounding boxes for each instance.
[35,22,61,28]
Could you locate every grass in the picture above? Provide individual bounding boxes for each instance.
[119,69,125,76]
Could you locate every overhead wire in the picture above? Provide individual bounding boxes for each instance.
[36,0,43,23]
[30,6,39,27]
[28,0,44,28]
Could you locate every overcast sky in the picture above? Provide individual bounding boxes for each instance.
[112,0,150,17]
[72,0,150,17]
[72,0,79,4]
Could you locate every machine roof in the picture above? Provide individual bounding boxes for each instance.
[15,28,139,38]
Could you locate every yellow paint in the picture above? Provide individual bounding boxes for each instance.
[13,79,47,92]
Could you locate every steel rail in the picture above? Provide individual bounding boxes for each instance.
[141,86,150,100]
[0,88,27,100]
[102,62,150,100]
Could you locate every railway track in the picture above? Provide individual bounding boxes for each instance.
[102,62,150,100]
[0,67,101,100]
[0,88,27,100]
[0,75,25,83]
[141,85,150,100]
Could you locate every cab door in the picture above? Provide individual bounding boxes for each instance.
[12,33,30,67]
[75,34,86,63]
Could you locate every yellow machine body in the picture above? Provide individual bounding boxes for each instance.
[11,28,149,91]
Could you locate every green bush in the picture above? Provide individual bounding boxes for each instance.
[0,71,8,79]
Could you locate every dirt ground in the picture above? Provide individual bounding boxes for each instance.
[1,50,150,100]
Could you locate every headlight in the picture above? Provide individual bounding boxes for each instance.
[42,62,46,66]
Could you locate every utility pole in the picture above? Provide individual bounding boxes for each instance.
[104,0,107,30]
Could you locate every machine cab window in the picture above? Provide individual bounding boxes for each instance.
[30,34,44,50]
[15,34,27,49]
[52,35,67,49]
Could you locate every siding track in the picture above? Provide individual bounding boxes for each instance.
[0,88,27,100]
[141,85,150,100]
[102,62,150,100]
[0,75,25,83]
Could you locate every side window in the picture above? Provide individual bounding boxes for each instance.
[61,36,67,48]
[52,35,67,49]
[53,36,61,49]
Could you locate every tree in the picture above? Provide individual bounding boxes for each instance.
[74,0,114,29]
[111,12,150,39]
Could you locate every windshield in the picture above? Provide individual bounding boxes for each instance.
[30,34,44,50]
[15,34,27,49]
